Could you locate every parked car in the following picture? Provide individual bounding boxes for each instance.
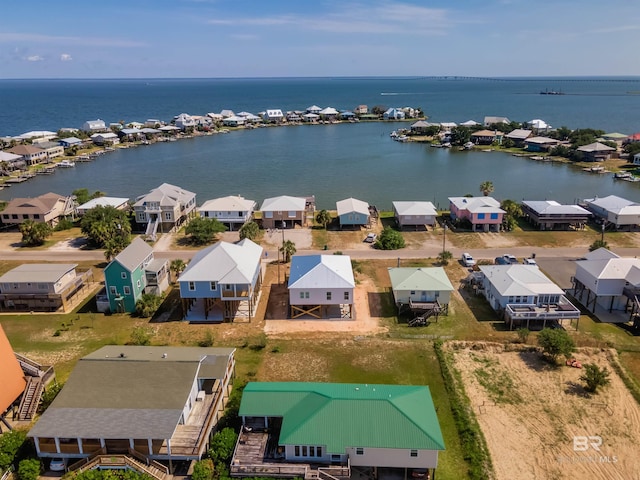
[461,252,476,267]
[364,233,377,243]
[523,257,537,266]
[503,254,518,264]
[494,256,509,265]
[411,469,429,479]
[49,458,67,472]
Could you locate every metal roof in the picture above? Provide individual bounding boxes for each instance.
[238,382,445,452]
[393,201,437,216]
[522,200,590,216]
[388,267,454,293]
[260,195,306,212]
[198,195,256,213]
[584,195,640,213]
[179,239,262,284]
[133,183,196,208]
[449,196,505,214]
[336,197,369,217]
[479,265,564,296]
[0,264,77,284]
[288,255,355,289]
[77,197,129,211]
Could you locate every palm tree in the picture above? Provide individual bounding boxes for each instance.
[479,180,494,196]
[280,240,297,263]
[170,259,186,283]
[315,209,332,229]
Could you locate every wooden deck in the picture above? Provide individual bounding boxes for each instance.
[231,431,309,478]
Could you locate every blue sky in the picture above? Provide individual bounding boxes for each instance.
[1,0,639,78]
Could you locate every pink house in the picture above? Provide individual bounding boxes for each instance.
[449,196,505,232]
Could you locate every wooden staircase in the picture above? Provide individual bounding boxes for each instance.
[73,454,168,480]
[17,376,44,420]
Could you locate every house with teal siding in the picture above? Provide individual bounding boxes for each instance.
[336,197,370,229]
[103,237,169,313]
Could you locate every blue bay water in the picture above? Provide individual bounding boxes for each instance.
[1,77,640,208]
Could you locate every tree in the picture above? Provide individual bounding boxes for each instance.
[0,429,27,470]
[170,259,186,283]
[375,226,405,250]
[280,239,297,262]
[315,209,332,229]
[135,294,164,318]
[450,126,471,146]
[38,382,63,413]
[80,205,131,249]
[501,199,522,231]
[371,105,387,116]
[437,250,453,265]
[18,458,40,480]
[479,180,494,197]
[238,221,259,240]
[103,235,130,261]
[185,217,227,245]
[208,427,237,465]
[580,363,611,393]
[589,239,609,252]
[19,220,52,246]
[537,328,575,363]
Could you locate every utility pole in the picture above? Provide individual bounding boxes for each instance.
[442,224,447,254]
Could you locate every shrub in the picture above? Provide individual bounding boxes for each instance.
[580,363,611,393]
[191,459,214,480]
[209,428,238,465]
[198,330,215,347]
[54,218,75,231]
[18,458,40,480]
[0,430,28,471]
[374,226,405,250]
[129,326,152,346]
[538,328,575,363]
[239,221,260,241]
[135,293,164,318]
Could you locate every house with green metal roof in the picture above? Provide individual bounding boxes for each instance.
[388,267,454,307]
[103,237,169,313]
[28,345,236,469]
[232,382,444,478]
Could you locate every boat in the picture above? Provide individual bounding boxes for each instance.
[613,172,632,179]
[463,142,475,150]
[58,160,76,168]
[583,165,606,173]
[540,89,565,95]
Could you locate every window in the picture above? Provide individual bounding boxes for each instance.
[295,446,300,456]
[477,213,485,219]
[300,292,305,299]
[344,291,349,300]
[11,214,18,219]
[164,212,171,220]
[38,283,47,290]
[123,286,131,295]
[490,213,499,220]
[302,446,308,456]
[33,214,40,219]
[264,211,273,218]
[288,210,296,218]
[210,281,217,291]
[189,282,195,291]
[410,450,418,457]
[121,272,127,279]
[508,296,514,303]
[137,280,141,288]
[355,447,364,455]
[317,447,322,457]
[326,292,332,301]
[2,214,7,219]
[410,290,416,295]
[109,286,117,295]
[22,214,28,219]
[204,212,209,218]
[238,211,243,216]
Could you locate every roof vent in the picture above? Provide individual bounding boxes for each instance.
[162,353,167,358]
[119,353,125,358]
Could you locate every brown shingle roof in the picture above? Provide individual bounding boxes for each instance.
[7,145,45,155]
[3,192,65,215]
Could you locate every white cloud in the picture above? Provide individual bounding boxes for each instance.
[207,1,458,36]
[60,53,73,61]
[26,55,43,62]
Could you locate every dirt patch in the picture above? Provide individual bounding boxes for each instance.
[450,342,640,480]
[262,228,312,250]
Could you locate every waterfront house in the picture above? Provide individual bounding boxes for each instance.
[336,197,370,229]
[222,116,246,127]
[286,111,302,123]
[133,183,197,238]
[7,144,48,165]
[34,141,64,160]
[302,113,320,123]
[523,136,560,152]
[0,324,27,422]
[634,153,640,165]
[527,119,551,133]
[17,130,57,142]
[478,264,580,330]
[220,109,235,119]
[440,122,457,130]
[145,119,163,127]
[82,119,107,132]
[0,264,94,313]
[383,108,405,120]
[583,195,640,229]
[505,129,532,146]
[58,137,84,148]
[263,109,285,123]
[197,195,256,231]
[233,382,445,479]
[354,105,368,115]
[393,201,437,230]
[117,128,143,142]
[0,150,23,170]
[471,129,502,145]
[319,107,339,121]
[260,195,308,229]
[288,254,355,319]
[237,112,261,123]
[577,142,616,162]
[460,120,480,127]
[175,113,196,130]
[179,239,263,322]
[91,132,120,146]
[388,267,454,312]
[410,120,433,135]
[449,196,505,232]
[76,197,130,216]
[1,192,76,227]
[601,132,628,144]
[28,345,235,467]
[103,237,169,313]
[483,116,510,126]
[571,248,640,317]
[306,105,322,114]
[521,200,591,230]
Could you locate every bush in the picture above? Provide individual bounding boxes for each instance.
[209,428,238,465]
[538,328,575,363]
[129,326,152,346]
[198,330,215,348]
[580,363,611,393]
[135,293,164,318]
[589,239,609,252]
[191,459,214,480]
[18,458,40,480]
[374,226,405,250]
[238,221,260,241]
[39,382,63,413]
[54,218,75,231]
[0,430,28,471]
